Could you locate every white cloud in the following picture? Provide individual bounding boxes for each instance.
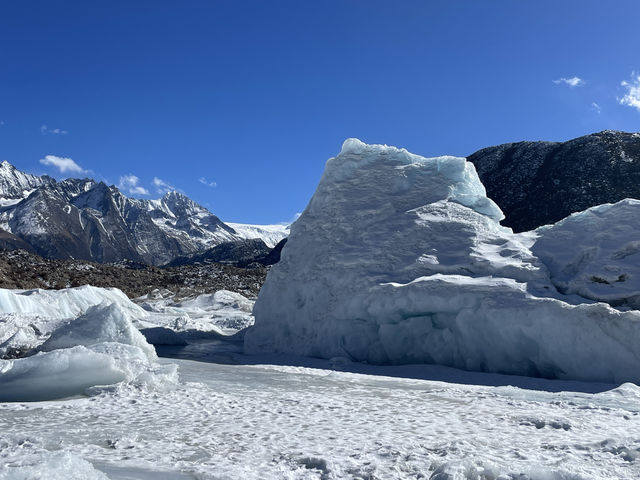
[591,102,601,114]
[39,155,87,175]
[619,73,640,111]
[0,121,4,126]
[553,76,585,88]
[40,125,68,135]
[153,177,175,194]
[198,176,217,188]
[118,175,150,196]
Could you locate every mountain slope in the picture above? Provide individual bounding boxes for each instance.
[0,161,55,203]
[467,130,640,232]
[226,223,289,248]
[0,163,286,265]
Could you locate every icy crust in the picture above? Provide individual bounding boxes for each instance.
[533,199,640,308]
[0,342,177,402]
[246,139,640,383]
[0,452,109,480]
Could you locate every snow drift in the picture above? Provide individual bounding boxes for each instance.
[245,138,640,384]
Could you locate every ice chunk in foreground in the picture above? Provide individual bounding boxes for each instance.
[40,302,157,360]
[0,286,150,356]
[0,298,176,401]
[245,139,640,383]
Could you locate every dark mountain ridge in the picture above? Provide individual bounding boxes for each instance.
[0,164,274,265]
[468,130,640,232]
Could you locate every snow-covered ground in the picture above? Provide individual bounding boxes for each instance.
[1,345,639,479]
[0,286,639,478]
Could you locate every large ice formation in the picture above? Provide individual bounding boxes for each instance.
[245,139,640,383]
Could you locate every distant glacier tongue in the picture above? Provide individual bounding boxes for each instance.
[244,138,640,384]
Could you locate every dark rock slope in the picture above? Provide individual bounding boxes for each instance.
[467,130,640,232]
[165,238,283,269]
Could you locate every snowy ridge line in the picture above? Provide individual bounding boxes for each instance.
[0,161,289,265]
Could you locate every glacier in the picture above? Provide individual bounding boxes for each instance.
[245,138,640,384]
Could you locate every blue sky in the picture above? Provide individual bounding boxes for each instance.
[1,1,639,224]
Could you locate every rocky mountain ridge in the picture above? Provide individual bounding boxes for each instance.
[467,130,640,232]
[0,163,287,265]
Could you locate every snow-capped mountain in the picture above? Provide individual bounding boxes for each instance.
[0,161,55,205]
[467,130,640,232]
[225,223,290,248]
[0,163,288,265]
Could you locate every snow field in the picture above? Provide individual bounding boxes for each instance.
[1,357,639,479]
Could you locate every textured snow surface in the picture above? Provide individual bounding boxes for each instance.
[1,353,639,479]
[246,139,640,383]
[227,222,290,248]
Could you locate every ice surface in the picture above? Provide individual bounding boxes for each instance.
[533,198,640,307]
[246,139,640,383]
[1,354,638,479]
